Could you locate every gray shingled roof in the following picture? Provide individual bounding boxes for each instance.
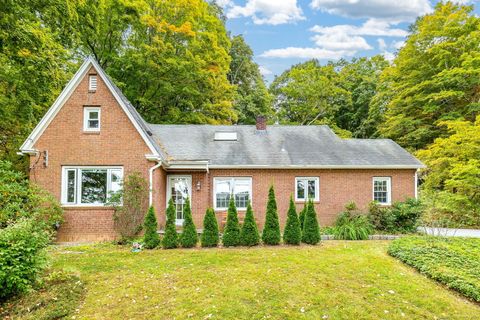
[147,124,424,168]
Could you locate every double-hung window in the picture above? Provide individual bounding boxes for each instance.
[214,177,252,210]
[62,166,123,205]
[295,177,319,202]
[373,177,391,205]
[84,107,101,131]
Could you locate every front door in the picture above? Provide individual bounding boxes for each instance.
[167,175,192,225]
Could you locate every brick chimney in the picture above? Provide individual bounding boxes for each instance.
[256,115,267,131]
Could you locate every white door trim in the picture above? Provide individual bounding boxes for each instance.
[166,175,192,226]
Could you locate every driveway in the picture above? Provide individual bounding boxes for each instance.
[418,226,480,238]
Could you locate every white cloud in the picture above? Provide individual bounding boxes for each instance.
[392,40,405,50]
[310,19,409,38]
[260,47,355,59]
[226,0,305,25]
[377,38,387,51]
[312,33,372,50]
[259,65,272,76]
[310,0,432,23]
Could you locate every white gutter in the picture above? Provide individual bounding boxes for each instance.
[149,161,162,206]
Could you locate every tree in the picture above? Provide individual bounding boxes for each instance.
[201,208,219,247]
[240,202,260,246]
[417,117,480,227]
[180,198,197,248]
[302,200,320,245]
[262,186,281,245]
[299,202,307,231]
[143,206,160,249]
[376,2,480,150]
[228,35,273,124]
[162,199,178,249]
[283,196,301,245]
[222,196,240,247]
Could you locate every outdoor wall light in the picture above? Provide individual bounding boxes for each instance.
[196,181,201,191]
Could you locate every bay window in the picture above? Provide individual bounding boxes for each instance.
[214,177,252,210]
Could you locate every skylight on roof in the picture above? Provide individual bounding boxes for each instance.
[214,132,237,141]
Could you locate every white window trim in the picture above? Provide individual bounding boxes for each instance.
[83,107,101,132]
[213,177,252,211]
[166,175,192,226]
[372,177,392,205]
[295,177,320,202]
[61,166,123,206]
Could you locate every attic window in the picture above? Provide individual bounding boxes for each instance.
[89,75,97,91]
[214,132,237,141]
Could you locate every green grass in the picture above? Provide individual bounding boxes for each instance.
[389,236,480,302]
[20,241,476,319]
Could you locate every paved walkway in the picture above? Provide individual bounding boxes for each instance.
[418,227,480,238]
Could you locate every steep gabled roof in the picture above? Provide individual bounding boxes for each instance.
[19,57,163,159]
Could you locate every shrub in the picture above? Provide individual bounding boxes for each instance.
[368,198,423,233]
[180,198,197,248]
[302,200,320,245]
[240,202,260,246]
[333,203,373,240]
[201,208,219,247]
[162,199,178,249]
[283,196,301,245]
[223,196,241,247]
[143,206,160,249]
[298,202,307,231]
[0,218,51,300]
[262,185,281,245]
[108,172,149,243]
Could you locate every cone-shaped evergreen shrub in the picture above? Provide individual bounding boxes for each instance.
[222,196,240,247]
[262,185,281,245]
[180,198,197,248]
[283,196,301,245]
[201,208,219,247]
[143,206,161,249]
[299,202,307,231]
[162,198,178,249]
[302,200,320,245]
[240,202,260,246]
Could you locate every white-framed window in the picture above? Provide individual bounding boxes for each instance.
[373,177,392,205]
[295,177,320,202]
[214,177,252,210]
[166,175,192,225]
[83,107,101,131]
[89,75,97,91]
[61,166,123,206]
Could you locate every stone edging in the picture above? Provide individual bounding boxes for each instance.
[321,234,402,240]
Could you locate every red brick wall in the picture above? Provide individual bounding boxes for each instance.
[29,66,162,242]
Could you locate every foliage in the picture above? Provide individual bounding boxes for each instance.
[298,202,306,231]
[417,118,480,227]
[162,199,178,249]
[334,202,373,240]
[0,161,63,229]
[388,236,480,302]
[108,172,149,244]
[283,196,301,245]
[222,196,240,247]
[143,206,160,249]
[228,35,273,124]
[180,198,197,248]
[377,2,480,150]
[239,202,260,246]
[0,218,51,300]
[302,200,320,245]
[0,271,85,320]
[368,199,423,233]
[262,186,281,245]
[201,208,219,247]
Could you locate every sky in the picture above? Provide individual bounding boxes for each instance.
[218,0,479,82]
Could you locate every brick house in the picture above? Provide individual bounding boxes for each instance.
[19,58,424,242]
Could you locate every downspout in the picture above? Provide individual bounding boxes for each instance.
[414,169,419,200]
[149,160,162,207]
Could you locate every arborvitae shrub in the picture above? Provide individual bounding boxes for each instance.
[299,203,307,231]
[302,200,320,245]
[222,196,240,247]
[262,185,281,245]
[162,199,178,249]
[201,208,219,247]
[283,196,301,245]
[240,202,260,246]
[143,206,160,249]
[180,198,197,248]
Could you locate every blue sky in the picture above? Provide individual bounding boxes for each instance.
[219,0,479,82]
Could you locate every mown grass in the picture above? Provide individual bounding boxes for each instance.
[389,236,480,302]
[36,241,480,319]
